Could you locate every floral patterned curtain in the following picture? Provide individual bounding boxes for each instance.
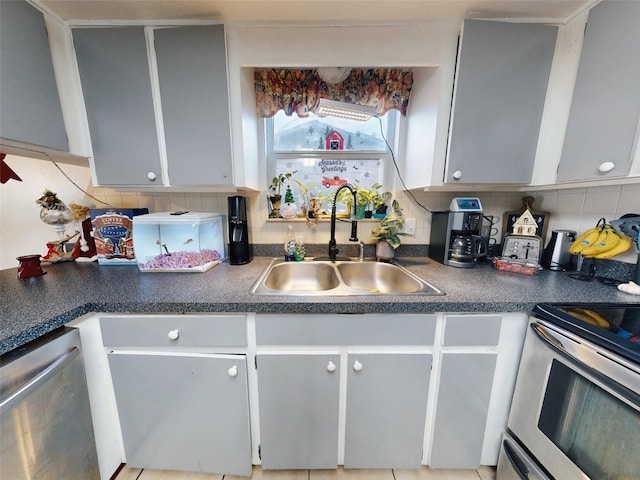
[254,68,413,118]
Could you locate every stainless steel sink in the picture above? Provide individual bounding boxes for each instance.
[262,261,340,292]
[251,259,445,296]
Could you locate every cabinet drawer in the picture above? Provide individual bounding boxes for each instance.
[256,314,437,346]
[443,315,502,346]
[100,315,247,348]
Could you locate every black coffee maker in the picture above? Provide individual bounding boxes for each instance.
[428,198,487,268]
[228,196,252,265]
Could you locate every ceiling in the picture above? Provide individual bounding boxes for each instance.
[37,0,595,23]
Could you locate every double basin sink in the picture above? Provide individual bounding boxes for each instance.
[251,258,445,296]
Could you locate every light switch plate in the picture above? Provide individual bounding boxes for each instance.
[404,218,417,236]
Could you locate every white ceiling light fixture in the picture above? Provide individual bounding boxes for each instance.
[316,99,377,122]
[317,67,352,84]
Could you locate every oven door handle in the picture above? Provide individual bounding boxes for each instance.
[502,438,531,479]
[530,322,566,352]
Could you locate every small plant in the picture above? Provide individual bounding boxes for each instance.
[356,188,374,206]
[371,188,392,212]
[370,199,407,249]
[269,171,297,197]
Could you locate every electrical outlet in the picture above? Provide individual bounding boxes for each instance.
[404,218,417,236]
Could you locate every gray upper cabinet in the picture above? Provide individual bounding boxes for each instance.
[446,20,557,184]
[0,0,68,151]
[154,25,232,186]
[73,24,232,187]
[557,1,640,182]
[73,27,162,186]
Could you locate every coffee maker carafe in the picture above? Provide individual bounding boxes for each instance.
[429,198,487,268]
[227,196,252,265]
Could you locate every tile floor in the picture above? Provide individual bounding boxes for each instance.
[115,465,496,480]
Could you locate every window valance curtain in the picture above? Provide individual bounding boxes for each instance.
[254,68,413,118]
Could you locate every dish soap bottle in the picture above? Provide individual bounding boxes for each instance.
[284,224,297,261]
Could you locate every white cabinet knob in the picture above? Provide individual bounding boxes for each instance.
[228,365,238,377]
[353,360,363,372]
[147,171,157,181]
[598,162,615,173]
[452,170,462,180]
[326,361,336,372]
[167,329,179,340]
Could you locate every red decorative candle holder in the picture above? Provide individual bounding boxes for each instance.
[17,254,46,279]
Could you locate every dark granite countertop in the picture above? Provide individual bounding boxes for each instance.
[1,255,638,355]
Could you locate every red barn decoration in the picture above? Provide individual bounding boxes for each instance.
[325,131,344,150]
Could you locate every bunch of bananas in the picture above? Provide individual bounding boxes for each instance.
[561,308,610,328]
[569,218,633,259]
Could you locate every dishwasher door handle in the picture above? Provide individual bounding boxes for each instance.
[0,346,79,414]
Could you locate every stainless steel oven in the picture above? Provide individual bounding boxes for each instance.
[498,304,640,480]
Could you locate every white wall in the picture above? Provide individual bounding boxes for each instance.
[225,22,461,193]
[0,155,91,269]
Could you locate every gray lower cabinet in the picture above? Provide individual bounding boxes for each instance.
[446,19,557,184]
[108,351,252,476]
[0,0,68,151]
[344,353,432,469]
[430,314,503,469]
[256,352,432,471]
[557,0,640,182]
[430,353,498,469]
[257,353,340,469]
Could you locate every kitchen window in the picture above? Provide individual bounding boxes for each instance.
[256,67,412,219]
[266,109,399,218]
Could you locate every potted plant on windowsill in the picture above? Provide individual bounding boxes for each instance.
[335,183,384,219]
[355,188,374,219]
[372,190,392,218]
[268,171,296,218]
[370,199,407,261]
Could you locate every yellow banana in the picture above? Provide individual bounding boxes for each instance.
[580,225,621,257]
[562,308,610,328]
[594,232,633,259]
[561,308,596,325]
[576,308,610,328]
[569,225,603,255]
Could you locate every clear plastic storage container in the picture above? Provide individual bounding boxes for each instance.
[132,212,227,272]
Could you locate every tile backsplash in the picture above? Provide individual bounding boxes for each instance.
[87,183,640,264]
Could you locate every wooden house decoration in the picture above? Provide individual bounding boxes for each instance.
[325,131,344,150]
[511,208,539,236]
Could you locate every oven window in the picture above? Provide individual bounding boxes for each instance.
[538,360,640,480]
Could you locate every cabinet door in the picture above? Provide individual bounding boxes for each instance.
[257,353,340,469]
[108,352,252,476]
[73,27,162,186]
[557,1,640,181]
[154,25,233,186]
[0,0,67,151]
[447,20,557,184]
[430,352,497,469]
[345,353,431,469]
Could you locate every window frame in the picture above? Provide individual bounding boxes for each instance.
[265,110,401,209]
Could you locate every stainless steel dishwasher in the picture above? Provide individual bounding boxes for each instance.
[1,327,100,479]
